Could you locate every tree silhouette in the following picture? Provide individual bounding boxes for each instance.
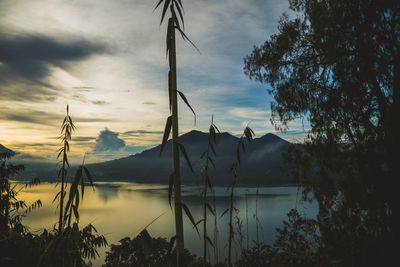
[244,0,398,265]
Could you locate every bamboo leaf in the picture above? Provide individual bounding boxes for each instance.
[160,115,173,155]
[195,219,204,227]
[208,156,215,168]
[220,208,230,218]
[210,125,216,143]
[181,203,199,234]
[83,166,94,187]
[72,205,79,221]
[178,143,194,172]
[213,123,220,133]
[174,25,200,53]
[206,175,212,190]
[154,0,164,11]
[206,203,215,216]
[160,0,171,25]
[206,236,215,248]
[177,90,196,125]
[174,1,184,29]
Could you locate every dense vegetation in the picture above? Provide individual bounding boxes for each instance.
[245,0,398,265]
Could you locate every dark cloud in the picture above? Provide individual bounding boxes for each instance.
[93,128,126,153]
[73,136,97,142]
[0,107,114,125]
[91,100,110,105]
[121,130,163,137]
[0,34,108,102]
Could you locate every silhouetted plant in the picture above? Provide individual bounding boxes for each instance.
[199,117,219,266]
[244,0,397,264]
[221,126,254,267]
[0,153,41,234]
[155,0,198,265]
[38,105,107,267]
[103,229,197,267]
[56,104,76,232]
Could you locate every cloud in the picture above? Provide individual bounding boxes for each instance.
[121,130,164,137]
[229,107,271,120]
[0,34,108,102]
[0,107,114,126]
[93,128,126,153]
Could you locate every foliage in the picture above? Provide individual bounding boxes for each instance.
[0,152,42,267]
[0,153,39,234]
[236,209,320,267]
[199,117,219,265]
[38,224,107,267]
[221,125,254,267]
[244,0,398,265]
[104,229,197,267]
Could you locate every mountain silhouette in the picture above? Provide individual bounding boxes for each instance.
[88,130,294,185]
[0,144,15,155]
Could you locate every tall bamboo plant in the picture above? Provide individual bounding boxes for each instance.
[200,117,219,266]
[222,126,254,267]
[155,0,198,265]
[43,105,107,266]
[56,105,76,232]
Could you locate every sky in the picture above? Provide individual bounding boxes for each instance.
[0,0,307,163]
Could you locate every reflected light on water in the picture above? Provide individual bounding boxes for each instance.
[19,182,318,266]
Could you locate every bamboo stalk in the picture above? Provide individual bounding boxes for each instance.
[169,19,184,265]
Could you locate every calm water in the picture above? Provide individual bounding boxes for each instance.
[19,182,318,266]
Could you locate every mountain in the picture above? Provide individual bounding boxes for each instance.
[88,130,294,185]
[0,144,15,155]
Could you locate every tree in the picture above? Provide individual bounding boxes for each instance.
[244,0,398,265]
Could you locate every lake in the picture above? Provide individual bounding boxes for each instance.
[19,182,318,266]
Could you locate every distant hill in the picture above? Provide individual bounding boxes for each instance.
[0,144,15,155]
[88,130,295,185]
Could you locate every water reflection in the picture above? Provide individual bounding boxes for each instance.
[20,183,317,266]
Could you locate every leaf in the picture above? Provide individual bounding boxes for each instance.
[244,126,254,141]
[206,203,215,216]
[206,175,212,190]
[220,207,230,218]
[174,1,184,29]
[168,172,174,208]
[174,25,200,53]
[213,123,220,133]
[208,156,215,168]
[83,166,94,187]
[154,0,164,11]
[181,203,199,234]
[160,0,171,25]
[160,116,172,155]
[206,236,215,248]
[178,143,194,172]
[171,4,181,30]
[72,204,79,221]
[195,219,204,227]
[209,125,216,143]
[177,90,196,125]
